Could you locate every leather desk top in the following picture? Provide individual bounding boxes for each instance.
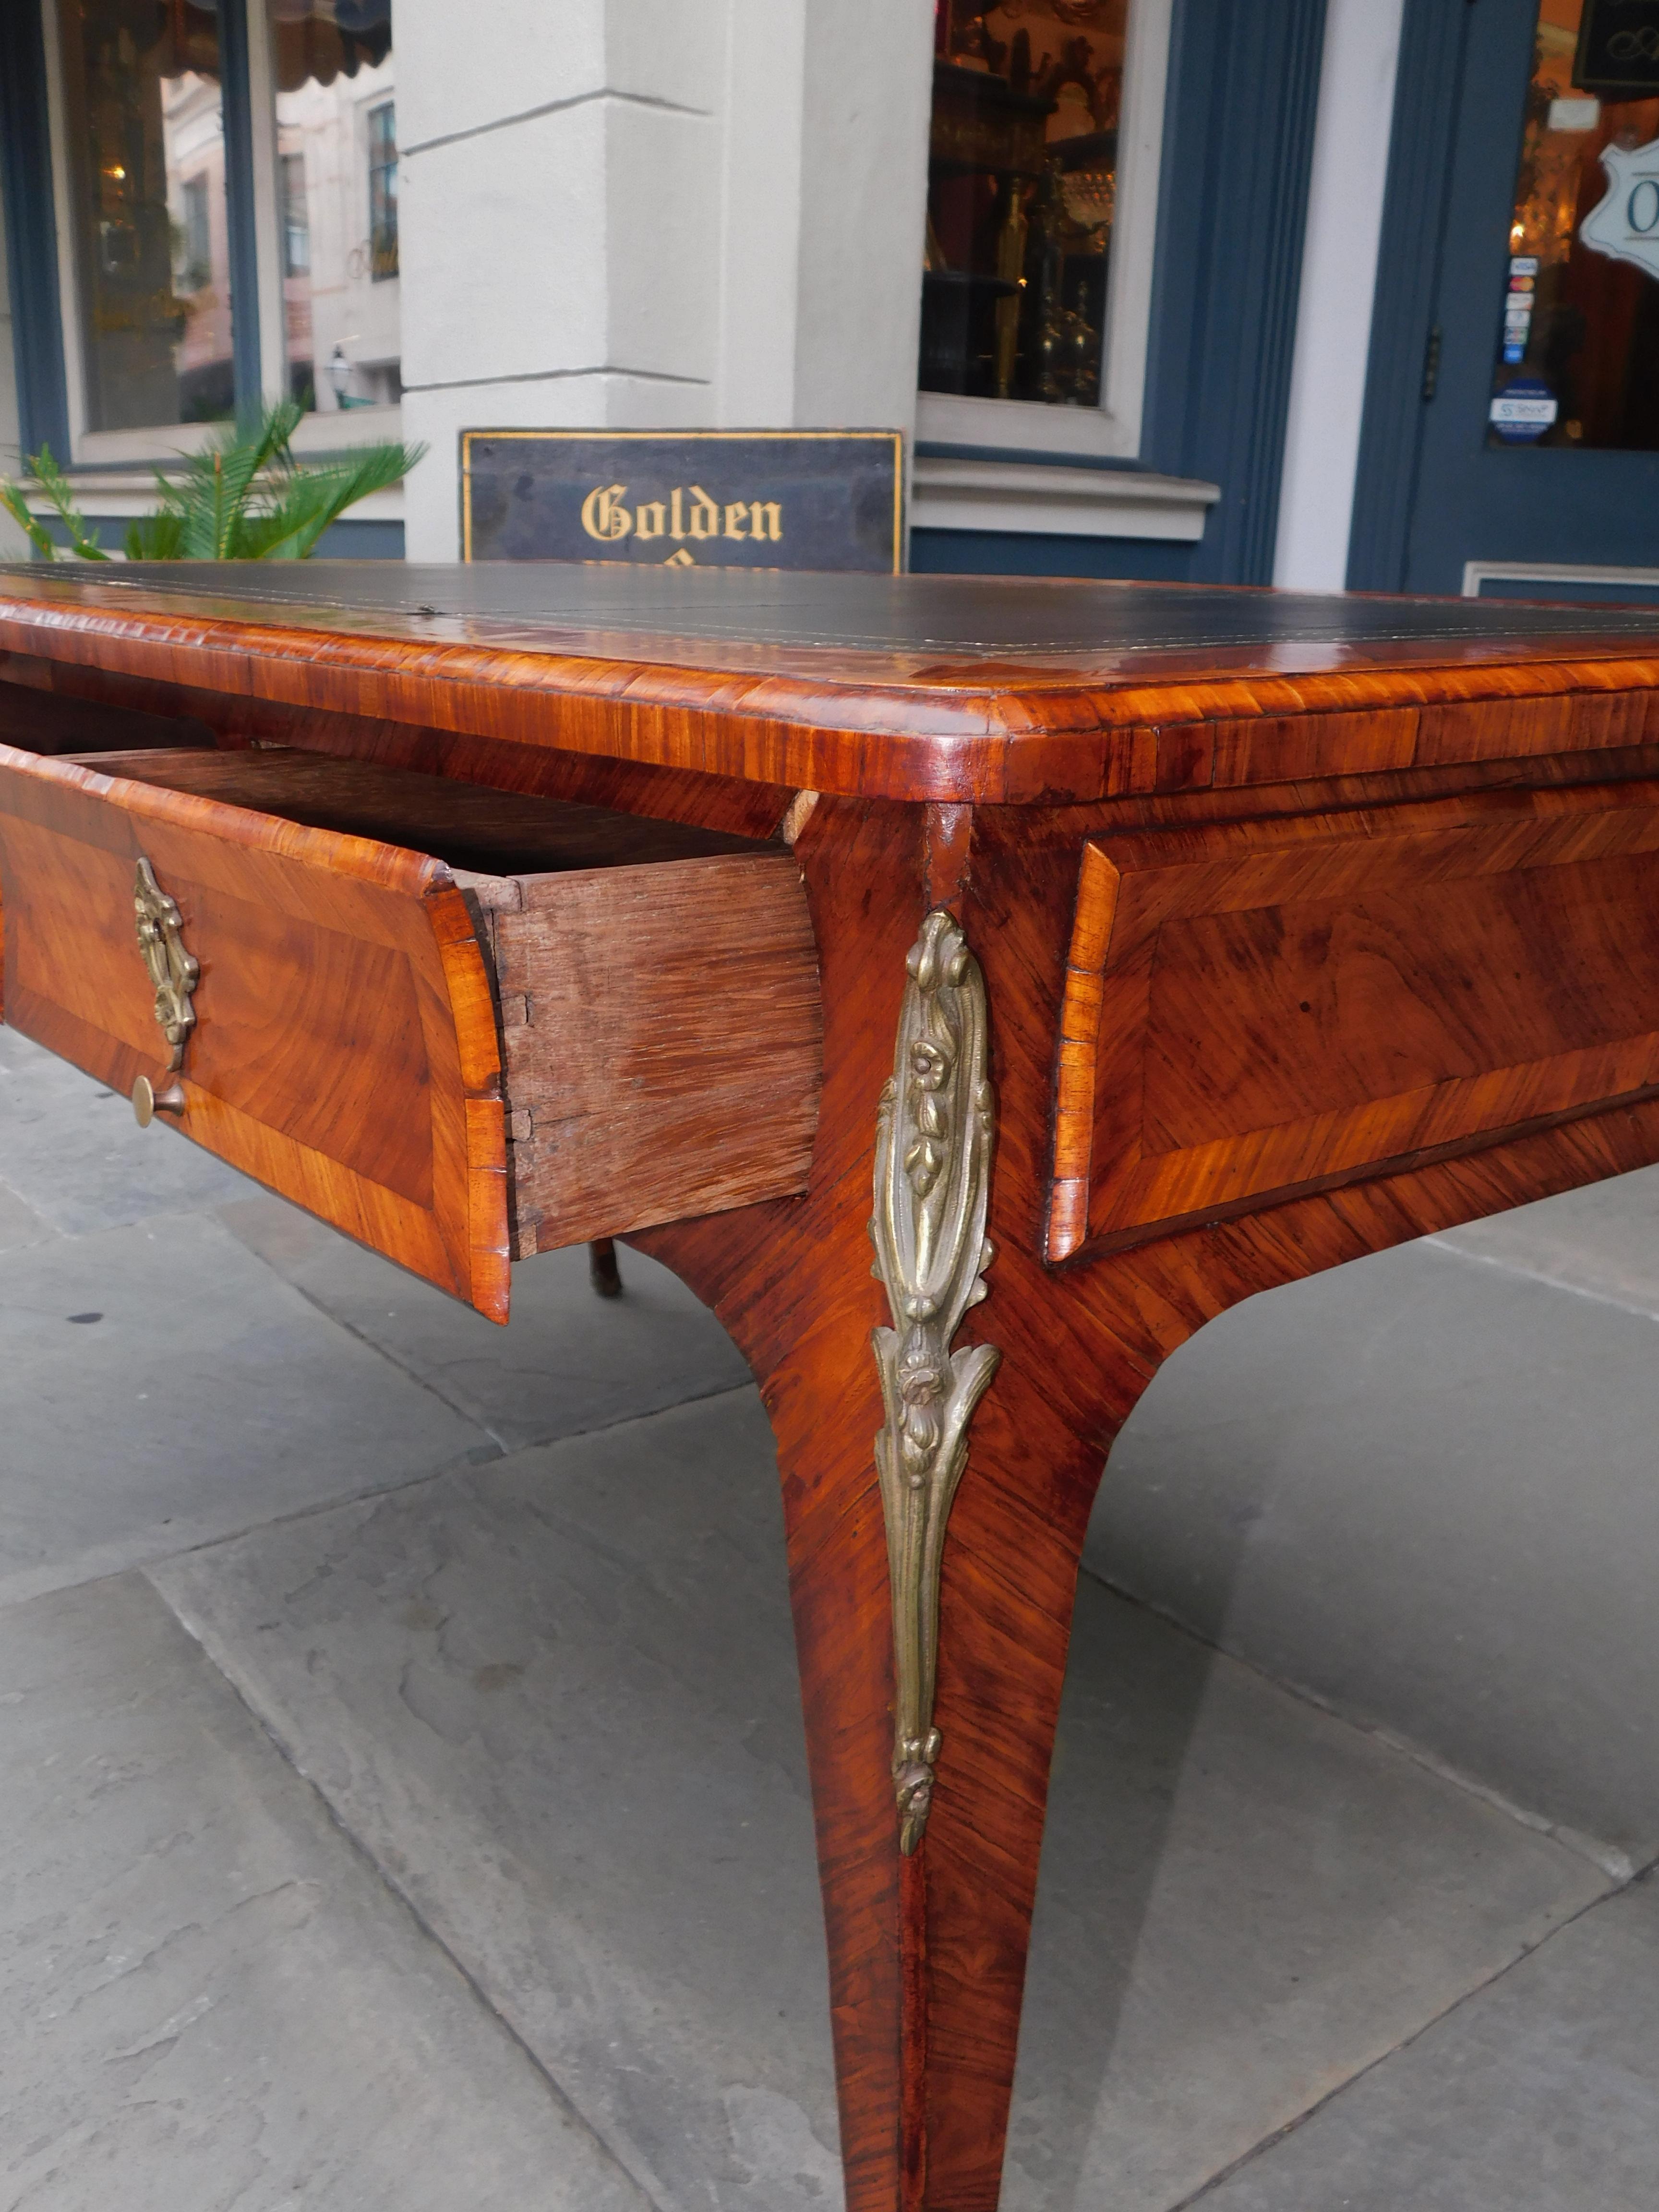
[4,562,1659,804]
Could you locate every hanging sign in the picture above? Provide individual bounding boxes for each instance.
[460,430,904,571]
[1575,0,1659,96]
[1579,133,1659,279]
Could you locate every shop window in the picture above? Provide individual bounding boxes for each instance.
[270,1,398,415]
[1488,0,1659,450]
[45,0,398,448]
[55,0,233,431]
[917,0,1169,457]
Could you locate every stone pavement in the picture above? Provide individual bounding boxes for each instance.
[3,1019,1658,2210]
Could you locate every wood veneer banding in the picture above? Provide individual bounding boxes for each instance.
[8,565,1659,804]
[0,739,509,1317]
[0,742,822,1298]
[1049,777,1659,1261]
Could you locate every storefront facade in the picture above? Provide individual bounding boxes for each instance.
[3,0,1658,602]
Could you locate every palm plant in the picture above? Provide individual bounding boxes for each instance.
[0,401,424,563]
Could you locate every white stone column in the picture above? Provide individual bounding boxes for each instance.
[1272,0,1407,593]
[396,0,933,559]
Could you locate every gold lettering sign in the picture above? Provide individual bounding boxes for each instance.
[580,481,783,551]
[579,483,633,541]
[462,429,903,572]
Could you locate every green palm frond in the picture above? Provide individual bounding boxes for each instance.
[171,401,305,558]
[1,444,109,561]
[3,407,422,569]
[247,440,421,560]
[0,478,59,562]
[124,508,188,561]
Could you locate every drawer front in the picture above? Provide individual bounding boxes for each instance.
[0,743,509,1317]
[1049,781,1659,1262]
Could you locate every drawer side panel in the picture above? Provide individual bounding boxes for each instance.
[493,852,822,1251]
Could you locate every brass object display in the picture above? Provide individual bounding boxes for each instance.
[870,909,1000,1854]
[993,182,1032,399]
[132,855,198,1123]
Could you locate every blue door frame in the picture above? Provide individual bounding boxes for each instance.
[1351,0,1659,595]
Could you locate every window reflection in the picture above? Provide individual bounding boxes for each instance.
[270,0,399,412]
[367,100,397,281]
[58,0,233,430]
[921,0,1129,407]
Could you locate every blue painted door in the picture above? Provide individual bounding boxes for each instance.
[1401,0,1659,598]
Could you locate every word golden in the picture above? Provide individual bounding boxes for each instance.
[580,482,783,546]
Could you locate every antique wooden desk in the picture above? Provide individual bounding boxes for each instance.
[5,563,1659,2209]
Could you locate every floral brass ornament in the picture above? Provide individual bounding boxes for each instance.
[132,858,197,1119]
[870,909,1000,1854]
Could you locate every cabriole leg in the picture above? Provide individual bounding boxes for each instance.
[640,805,1136,2209]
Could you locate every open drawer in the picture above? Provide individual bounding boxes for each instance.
[0,743,821,1320]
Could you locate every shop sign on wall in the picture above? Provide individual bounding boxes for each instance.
[460,430,904,571]
[1575,0,1659,96]
[1580,134,1659,280]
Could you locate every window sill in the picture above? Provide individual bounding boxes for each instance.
[22,471,404,524]
[68,404,405,471]
[915,391,1146,464]
[911,456,1219,543]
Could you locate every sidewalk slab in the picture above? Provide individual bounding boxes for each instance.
[1193,1875,1659,2212]
[151,1391,1609,2212]
[0,1571,650,2212]
[152,1392,840,2212]
[1090,1223,1659,1859]
[0,1179,55,1254]
[0,1027,247,1234]
[1002,1576,1607,2212]
[1432,1155,1659,1315]
[0,1211,488,1606]
[218,1190,751,1450]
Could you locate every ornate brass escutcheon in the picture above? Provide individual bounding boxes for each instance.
[869,910,1001,1854]
[132,856,198,1124]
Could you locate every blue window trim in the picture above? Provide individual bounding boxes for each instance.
[914,0,1329,587]
[220,0,265,426]
[0,0,263,458]
[1139,0,1329,584]
[1346,0,1475,590]
[0,0,70,459]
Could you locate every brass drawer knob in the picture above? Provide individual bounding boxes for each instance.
[132,1075,186,1126]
